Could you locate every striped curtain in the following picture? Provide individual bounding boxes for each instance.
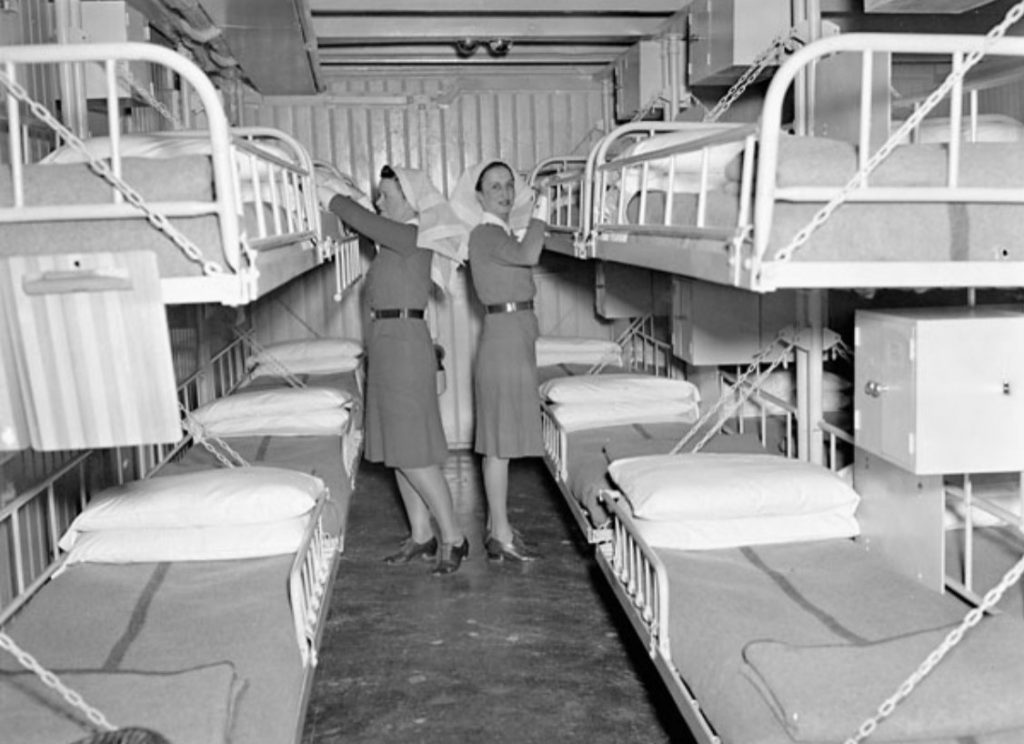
[0,250,181,450]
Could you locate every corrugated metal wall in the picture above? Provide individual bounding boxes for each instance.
[241,70,613,446]
[1,0,59,164]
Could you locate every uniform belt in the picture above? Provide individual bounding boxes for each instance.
[371,308,425,320]
[485,300,534,314]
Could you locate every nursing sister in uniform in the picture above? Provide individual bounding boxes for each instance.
[452,161,548,562]
[320,165,468,574]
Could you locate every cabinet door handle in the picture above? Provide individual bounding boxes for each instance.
[864,380,887,398]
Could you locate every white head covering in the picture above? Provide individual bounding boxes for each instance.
[449,161,535,251]
[390,167,468,292]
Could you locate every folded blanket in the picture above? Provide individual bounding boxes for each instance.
[1,662,244,744]
[743,614,1024,742]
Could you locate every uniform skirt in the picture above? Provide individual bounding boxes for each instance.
[364,317,448,468]
[473,310,543,458]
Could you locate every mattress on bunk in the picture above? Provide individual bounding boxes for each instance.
[537,361,627,385]
[624,139,1024,262]
[172,369,366,535]
[658,538,1024,744]
[0,554,304,744]
[0,158,310,277]
[563,421,766,528]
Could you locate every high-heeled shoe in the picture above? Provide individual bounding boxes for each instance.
[383,536,437,565]
[432,538,469,575]
[484,532,538,562]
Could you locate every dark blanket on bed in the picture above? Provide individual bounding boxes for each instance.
[659,539,1024,744]
[626,139,1024,262]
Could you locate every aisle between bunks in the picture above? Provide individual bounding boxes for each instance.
[302,452,694,744]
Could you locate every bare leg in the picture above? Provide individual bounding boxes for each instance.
[394,470,435,543]
[482,455,512,544]
[397,465,463,544]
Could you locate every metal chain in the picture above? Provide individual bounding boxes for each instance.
[671,328,797,455]
[705,28,801,124]
[116,62,184,130]
[774,0,1024,262]
[0,68,222,275]
[0,629,116,732]
[236,329,307,389]
[845,552,1024,743]
[178,404,250,468]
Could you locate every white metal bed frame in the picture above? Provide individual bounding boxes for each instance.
[534,33,1024,293]
[0,42,360,306]
[0,329,358,673]
[539,315,689,544]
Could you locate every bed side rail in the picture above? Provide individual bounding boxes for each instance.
[540,402,568,484]
[599,490,671,658]
[0,452,91,624]
[529,155,588,238]
[584,121,757,258]
[0,43,242,268]
[752,32,1024,270]
[288,491,341,667]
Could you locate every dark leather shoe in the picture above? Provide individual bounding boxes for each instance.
[484,533,538,562]
[433,538,469,575]
[383,536,437,565]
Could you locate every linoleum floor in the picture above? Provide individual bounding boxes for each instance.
[301,452,695,744]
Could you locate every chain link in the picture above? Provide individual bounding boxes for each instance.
[671,328,797,455]
[179,403,250,468]
[774,1,1024,262]
[705,28,801,124]
[117,62,184,130]
[845,552,1024,743]
[0,629,116,732]
[0,68,222,275]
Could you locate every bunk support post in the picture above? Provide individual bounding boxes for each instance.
[795,288,825,464]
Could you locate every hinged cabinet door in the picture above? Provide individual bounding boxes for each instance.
[855,312,916,471]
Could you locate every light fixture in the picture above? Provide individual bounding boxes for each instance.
[454,39,479,57]
[487,39,512,57]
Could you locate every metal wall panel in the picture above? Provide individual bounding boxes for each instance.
[1,0,59,165]
[242,70,609,446]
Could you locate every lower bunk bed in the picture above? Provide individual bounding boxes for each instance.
[0,333,365,744]
[594,452,1024,744]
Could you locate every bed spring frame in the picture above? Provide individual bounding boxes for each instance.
[535,33,1024,292]
[539,315,680,544]
[0,42,360,306]
[0,330,350,671]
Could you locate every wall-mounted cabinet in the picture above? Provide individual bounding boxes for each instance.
[81,1,152,99]
[687,0,791,86]
[854,306,1024,475]
[671,277,797,365]
[595,262,670,320]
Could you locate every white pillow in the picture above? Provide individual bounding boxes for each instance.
[249,355,362,378]
[550,399,699,432]
[736,370,850,416]
[191,387,351,427]
[59,466,324,547]
[608,453,860,521]
[61,514,311,566]
[249,337,363,367]
[618,124,747,194]
[536,336,622,366]
[540,374,700,405]
[248,338,364,376]
[196,407,351,438]
[633,509,860,551]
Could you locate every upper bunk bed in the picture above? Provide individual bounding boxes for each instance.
[532,32,1024,293]
[0,42,359,307]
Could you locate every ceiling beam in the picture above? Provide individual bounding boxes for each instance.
[310,0,687,12]
[317,42,629,66]
[312,15,666,41]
